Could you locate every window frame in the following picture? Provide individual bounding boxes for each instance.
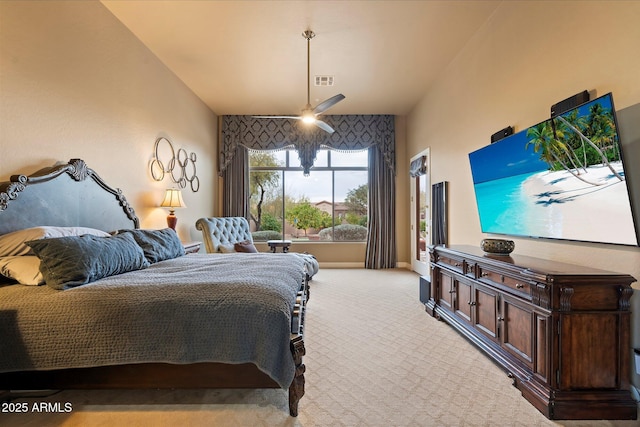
[249,148,369,242]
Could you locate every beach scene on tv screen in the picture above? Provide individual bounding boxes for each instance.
[469,93,638,246]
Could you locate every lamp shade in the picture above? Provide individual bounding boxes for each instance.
[160,189,186,209]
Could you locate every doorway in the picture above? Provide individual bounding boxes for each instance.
[410,149,430,276]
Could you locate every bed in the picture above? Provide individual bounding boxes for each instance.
[0,159,307,416]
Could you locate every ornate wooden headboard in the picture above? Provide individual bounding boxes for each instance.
[0,159,139,235]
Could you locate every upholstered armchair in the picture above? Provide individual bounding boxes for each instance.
[195,217,253,253]
[195,217,319,278]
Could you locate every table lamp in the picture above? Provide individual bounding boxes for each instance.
[160,189,186,229]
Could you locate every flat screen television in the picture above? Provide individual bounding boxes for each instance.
[468,92,639,246]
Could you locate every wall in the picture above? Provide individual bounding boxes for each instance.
[0,1,218,242]
[395,115,410,266]
[406,1,640,394]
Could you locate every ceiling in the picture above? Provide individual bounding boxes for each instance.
[101,1,501,116]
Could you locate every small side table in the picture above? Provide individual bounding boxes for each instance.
[183,241,202,254]
[267,240,292,253]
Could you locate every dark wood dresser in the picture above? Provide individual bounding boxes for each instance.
[426,245,637,420]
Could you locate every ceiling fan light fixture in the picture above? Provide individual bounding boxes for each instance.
[301,112,316,124]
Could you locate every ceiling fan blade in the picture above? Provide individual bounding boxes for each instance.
[314,120,335,134]
[313,94,345,115]
[252,116,301,120]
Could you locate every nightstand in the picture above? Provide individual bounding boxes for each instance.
[183,241,202,254]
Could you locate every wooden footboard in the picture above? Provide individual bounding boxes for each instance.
[0,276,310,417]
[288,335,306,416]
[0,277,309,416]
[0,335,306,417]
[288,273,308,415]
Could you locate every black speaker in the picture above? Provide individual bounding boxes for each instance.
[491,126,514,143]
[551,90,590,118]
[419,276,430,304]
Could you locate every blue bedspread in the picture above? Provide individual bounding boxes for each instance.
[0,253,306,388]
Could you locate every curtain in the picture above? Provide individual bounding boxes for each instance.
[365,145,397,269]
[409,155,428,177]
[222,144,249,218]
[431,181,448,246]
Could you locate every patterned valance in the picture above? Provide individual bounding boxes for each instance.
[409,155,428,177]
[220,115,395,175]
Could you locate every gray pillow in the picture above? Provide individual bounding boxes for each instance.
[117,228,185,263]
[26,233,150,290]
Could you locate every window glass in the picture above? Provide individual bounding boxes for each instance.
[248,149,368,242]
[249,150,285,167]
[289,149,328,168]
[249,168,283,239]
[334,171,368,241]
[330,150,368,167]
[284,170,332,241]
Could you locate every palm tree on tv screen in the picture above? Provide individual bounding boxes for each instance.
[526,99,624,185]
[525,122,600,185]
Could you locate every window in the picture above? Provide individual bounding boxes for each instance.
[249,148,368,242]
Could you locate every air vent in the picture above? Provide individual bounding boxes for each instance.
[314,75,334,86]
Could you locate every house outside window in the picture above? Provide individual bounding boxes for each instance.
[249,148,368,242]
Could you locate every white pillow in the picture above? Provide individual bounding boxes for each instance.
[0,256,44,285]
[0,226,110,257]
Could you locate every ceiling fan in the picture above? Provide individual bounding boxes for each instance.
[253,30,345,134]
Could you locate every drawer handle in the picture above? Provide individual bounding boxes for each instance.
[481,272,489,277]
[497,316,504,321]
[454,262,461,267]
[468,301,476,306]
[515,283,524,289]
[449,289,456,294]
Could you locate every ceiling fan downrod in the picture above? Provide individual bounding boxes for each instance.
[303,30,315,110]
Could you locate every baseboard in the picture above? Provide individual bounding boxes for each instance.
[319,262,365,269]
[630,384,640,405]
[319,262,412,269]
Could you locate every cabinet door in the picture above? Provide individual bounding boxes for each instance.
[437,271,455,311]
[533,311,551,384]
[454,278,472,323]
[474,283,499,342]
[501,294,534,368]
[559,313,622,390]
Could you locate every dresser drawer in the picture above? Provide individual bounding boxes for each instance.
[438,255,465,273]
[478,266,531,296]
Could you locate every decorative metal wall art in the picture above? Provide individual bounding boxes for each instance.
[150,137,199,192]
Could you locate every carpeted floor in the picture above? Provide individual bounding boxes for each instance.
[1,268,638,426]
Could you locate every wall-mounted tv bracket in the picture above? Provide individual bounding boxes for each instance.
[490,126,513,144]
[551,90,590,118]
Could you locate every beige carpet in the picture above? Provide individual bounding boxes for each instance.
[1,268,638,426]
